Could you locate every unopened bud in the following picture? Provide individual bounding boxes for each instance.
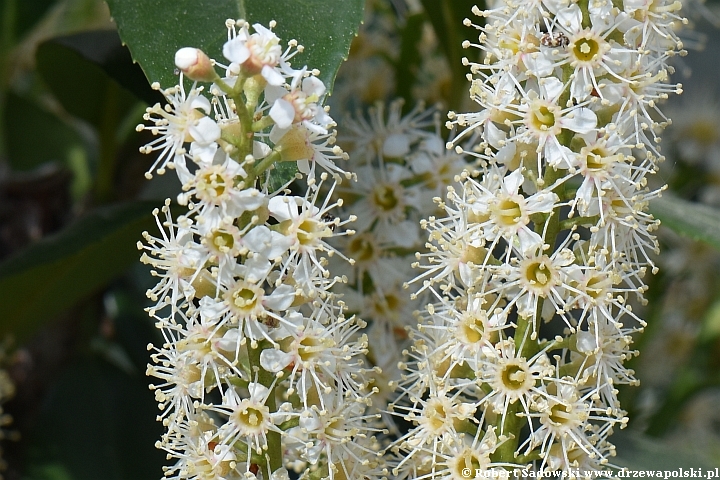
[174,47,217,82]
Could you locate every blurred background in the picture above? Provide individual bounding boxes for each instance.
[0,0,718,478]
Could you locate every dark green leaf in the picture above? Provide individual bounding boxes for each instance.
[419,0,479,110]
[613,430,715,469]
[24,358,165,480]
[36,33,141,127]
[104,0,243,90]
[651,194,720,251]
[244,0,364,93]
[0,201,157,341]
[4,92,84,172]
[0,0,55,43]
[105,0,364,94]
[45,30,164,105]
[396,13,425,109]
[267,160,298,193]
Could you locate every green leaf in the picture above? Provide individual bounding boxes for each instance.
[396,13,425,110]
[105,0,364,94]
[244,0,364,93]
[36,32,142,127]
[0,201,157,341]
[0,0,55,44]
[651,194,720,251]
[105,0,242,91]
[418,0,479,110]
[45,30,163,105]
[24,357,165,480]
[613,430,715,469]
[3,92,84,172]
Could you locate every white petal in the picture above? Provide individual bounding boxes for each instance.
[174,47,198,70]
[269,98,296,129]
[215,329,240,352]
[240,256,272,283]
[233,188,266,211]
[302,76,326,97]
[262,65,285,86]
[485,121,507,150]
[528,191,559,213]
[517,227,543,253]
[188,116,220,145]
[541,77,564,102]
[503,169,525,195]
[383,133,411,158]
[189,94,211,114]
[222,38,250,64]
[459,262,475,287]
[243,225,272,251]
[265,284,296,311]
[563,107,597,134]
[271,469,290,480]
[189,141,218,165]
[297,158,310,174]
[265,85,288,104]
[494,142,516,166]
[248,382,270,402]
[253,140,271,159]
[173,154,193,184]
[299,413,322,431]
[544,142,574,169]
[555,5,582,32]
[260,348,294,372]
[268,196,299,221]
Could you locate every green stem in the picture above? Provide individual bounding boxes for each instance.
[252,115,275,132]
[247,339,282,476]
[216,75,254,161]
[559,215,599,231]
[491,401,520,462]
[250,150,282,182]
[492,40,576,465]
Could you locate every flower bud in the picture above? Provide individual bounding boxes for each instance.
[174,47,217,82]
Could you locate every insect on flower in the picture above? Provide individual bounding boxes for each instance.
[540,31,569,48]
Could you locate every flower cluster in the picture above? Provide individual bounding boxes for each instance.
[138,20,383,480]
[390,0,683,476]
[330,100,473,432]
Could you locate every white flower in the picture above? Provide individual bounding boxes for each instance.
[138,83,219,178]
[267,73,333,133]
[222,21,286,85]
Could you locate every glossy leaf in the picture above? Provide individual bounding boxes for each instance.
[36,32,144,127]
[396,13,425,109]
[4,92,84,172]
[0,0,55,43]
[418,0,479,110]
[24,357,165,480]
[0,201,157,341]
[105,0,364,94]
[244,0,364,93]
[651,194,720,251]
[613,430,715,469]
[105,0,241,91]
